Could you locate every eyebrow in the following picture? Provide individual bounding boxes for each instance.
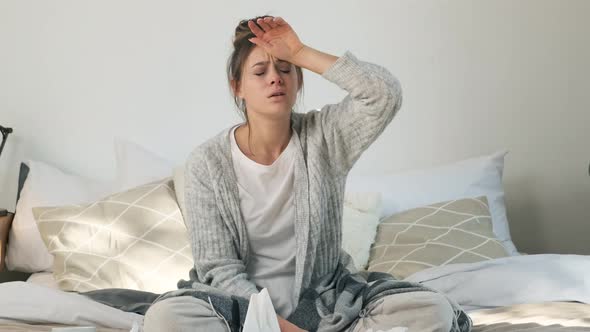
[251,60,290,68]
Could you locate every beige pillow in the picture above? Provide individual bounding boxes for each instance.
[367,196,509,279]
[32,178,193,293]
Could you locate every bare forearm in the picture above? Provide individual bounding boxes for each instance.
[291,45,338,76]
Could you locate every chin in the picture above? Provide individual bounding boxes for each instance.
[263,105,293,119]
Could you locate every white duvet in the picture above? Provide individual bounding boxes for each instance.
[0,254,588,329]
[405,254,590,312]
[0,281,142,330]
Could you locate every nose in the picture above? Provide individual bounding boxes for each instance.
[270,76,283,85]
[269,67,284,85]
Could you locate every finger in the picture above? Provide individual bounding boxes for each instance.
[248,37,271,49]
[247,20,265,38]
[273,16,288,26]
[256,18,272,32]
[266,16,279,29]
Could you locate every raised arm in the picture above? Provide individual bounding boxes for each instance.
[248,16,403,175]
[316,51,402,174]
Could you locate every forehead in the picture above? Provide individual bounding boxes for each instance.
[246,46,290,66]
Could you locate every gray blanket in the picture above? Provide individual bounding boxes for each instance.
[83,263,472,332]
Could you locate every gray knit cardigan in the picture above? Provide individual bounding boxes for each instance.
[182,51,403,305]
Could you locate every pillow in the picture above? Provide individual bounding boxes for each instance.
[346,150,519,256]
[341,192,382,270]
[114,138,175,191]
[114,138,185,221]
[32,178,192,293]
[6,160,115,273]
[366,196,509,280]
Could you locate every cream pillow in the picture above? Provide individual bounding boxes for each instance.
[367,196,509,279]
[341,192,382,270]
[32,178,193,293]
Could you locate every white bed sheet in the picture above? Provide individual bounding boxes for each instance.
[469,302,590,331]
[0,281,142,330]
[405,254,590,312]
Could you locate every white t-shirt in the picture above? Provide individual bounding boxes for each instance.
[230,125,297,318]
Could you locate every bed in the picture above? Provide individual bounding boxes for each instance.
[1,145,588,332]
[1,268,589,332]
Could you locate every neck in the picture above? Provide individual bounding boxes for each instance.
[235,113,292,164]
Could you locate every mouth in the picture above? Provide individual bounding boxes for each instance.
[268,91,286,98]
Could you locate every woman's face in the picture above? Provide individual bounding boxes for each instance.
[235,46,300,120]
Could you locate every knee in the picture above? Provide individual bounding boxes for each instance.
[143,298,182,332]
[423,292,455,332]
[143,295,230,332]
[376,292,455,332]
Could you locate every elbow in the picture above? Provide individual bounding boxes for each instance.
[381,70,403,118]
[370,70,403,124]
[359,60,403,121]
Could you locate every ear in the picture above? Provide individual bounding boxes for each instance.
[231,79,243,99]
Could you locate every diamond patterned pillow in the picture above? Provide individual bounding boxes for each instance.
[32,178,193,293]
[367,196,509,279]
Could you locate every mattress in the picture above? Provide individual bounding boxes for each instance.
[471,302,590,332]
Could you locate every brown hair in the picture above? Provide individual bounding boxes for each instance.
[226,15,304,122]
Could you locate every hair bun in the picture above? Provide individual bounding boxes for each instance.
[233,15,271,47]
[233,26,254,47]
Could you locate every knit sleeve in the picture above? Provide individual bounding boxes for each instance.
[317,51,403,174]
[183,149,259,299]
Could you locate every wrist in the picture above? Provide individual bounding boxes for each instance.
[290,44,310,67]
[289,44,338,76]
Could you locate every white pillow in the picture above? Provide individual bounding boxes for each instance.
[6,160,115,272]
[115,138,183,218]
[342,192,382,270]
[114,138,175,191]
[346,150,519,256]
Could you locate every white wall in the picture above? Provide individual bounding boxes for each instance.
[1,0,588,254]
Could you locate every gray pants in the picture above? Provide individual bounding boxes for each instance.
[143,291,454,332]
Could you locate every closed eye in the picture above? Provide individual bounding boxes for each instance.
[255,70,291,76]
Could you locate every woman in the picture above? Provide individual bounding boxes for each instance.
[144,15,470,332]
